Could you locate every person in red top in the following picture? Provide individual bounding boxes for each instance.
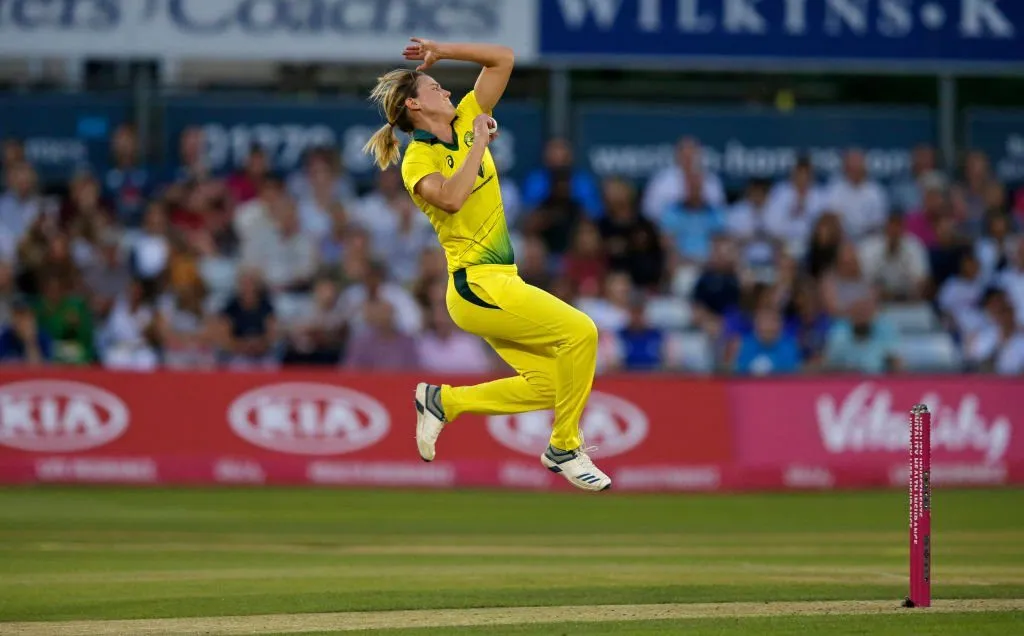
[226,147,269,206]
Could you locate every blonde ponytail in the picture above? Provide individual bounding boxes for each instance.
[363,69,421,171]
[363,123,402,170]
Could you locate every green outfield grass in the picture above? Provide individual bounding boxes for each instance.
[0,487,1022,634]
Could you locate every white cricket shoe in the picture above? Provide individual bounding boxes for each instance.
[540,441,612,491]
[414,383,446,462]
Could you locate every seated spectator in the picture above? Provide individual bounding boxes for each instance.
[937,251,987,337]
[643,136,726,222]
[338,262,422,336]
[890,144,942,213]
[0,297,52,365]
[734,308,802,376]
[966,292,1024,374]
[976,212,1018,283]
[170,180,223,235]
[32,274,95,365]
[719,282,779,367]
[783,280,832,367]
[103,124,152,228]
[597,177,664,289]
[345,298,420,371]
[242,200,317,294]
[83,230,131,318]
[658,171,726,265]
[804,212,844,279]
[287,146,356,212]
[216,268,278,369]
[563,221,607,295]
[282,276,347,366]
[577,271,633,333]
[61,172,113,261]
[691,236,742,337]
[821,242,876,318]
[522,138,602,220]
[295,147,346,242]
[928,214,972,291]
[614,295,665,372]
[411,248,447,309]
[234,175,285,246]
[727,178,777,278]
[417,302,492,374]
[369,189,434,287]
[128,201,172,287]
[904,172,949,248]
[226,146,269,205]
[764,156,826,257]
[0,137,24,178]
[318,201,350,269]
[97,278,160,371]
[524,168,585,257]
[823,148,888,240]
[0,160,42,251]
[858,214,930,301]
[159,279,216,370]
[998,243,1024,327]
[823,296,901,374]
[518,235,553,290]
[959,150,994,228]
[0,261,14,326]
[336,225,373,288]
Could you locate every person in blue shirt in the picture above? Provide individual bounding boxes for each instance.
[522,138,603,220]
[617,296,664,371]
[824,296,902,374]
[657,171,726,264]
[734,308,802,376]
[0,298,53,365]
[103,124,152,229]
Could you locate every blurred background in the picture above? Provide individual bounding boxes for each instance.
[0,0,1022,377]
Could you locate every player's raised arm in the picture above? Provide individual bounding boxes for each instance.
[403,39,514,113]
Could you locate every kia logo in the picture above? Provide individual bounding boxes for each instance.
[0,380,129,452]
[487,391,648,458]
[228,383,389,455]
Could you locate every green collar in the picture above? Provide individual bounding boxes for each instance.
[410,116,460,151]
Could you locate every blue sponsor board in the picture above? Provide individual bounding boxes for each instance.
[0,93,130,183]
[967,109,1024,184]
[163,94,544,186]
[575,104,936,188]
[542,0,1024,70]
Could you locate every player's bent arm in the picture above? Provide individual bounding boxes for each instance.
[414,142,488,213]
[435,42,514,113]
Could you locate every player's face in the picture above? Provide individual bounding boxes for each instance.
[411,75,455,120]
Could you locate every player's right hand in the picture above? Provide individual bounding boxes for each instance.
[472,114,497,146]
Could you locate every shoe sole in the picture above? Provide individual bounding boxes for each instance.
[540,454,611,492]
[414,383,433,463]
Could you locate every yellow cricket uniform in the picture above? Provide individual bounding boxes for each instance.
[401,91,598,452]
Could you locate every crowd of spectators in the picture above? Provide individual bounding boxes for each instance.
[1,123,1023,376]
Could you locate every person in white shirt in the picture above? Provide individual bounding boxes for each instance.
[234,176,286,246]
[576,271,634,333]
[998,240,1024,328]
[352,168,434,286]
[823,148,889,241]
[286,146,356,210]
[642,136,726,222]
[764,156,826,257]
[858,214,930,301]
[97,278,160,371]
[416,302,493,374]
[0,161,41,247]
[338,262,423,337]
[241,200,318,295]
[976,213,1017,284]
[937,252,988,337]
[966,291,1024,374]
[727,178,776,276]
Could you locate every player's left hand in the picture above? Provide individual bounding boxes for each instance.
[404,38,442,71]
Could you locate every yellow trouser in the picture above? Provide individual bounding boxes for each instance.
[440,264,598,451]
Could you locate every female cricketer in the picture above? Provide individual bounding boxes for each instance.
[363,38,610,492]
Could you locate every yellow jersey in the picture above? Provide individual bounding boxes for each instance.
[401,90,514,272]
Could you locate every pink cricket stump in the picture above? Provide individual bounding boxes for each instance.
[904,403,932,608]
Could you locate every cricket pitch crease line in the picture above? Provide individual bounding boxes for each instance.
[5,599,1024,635]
